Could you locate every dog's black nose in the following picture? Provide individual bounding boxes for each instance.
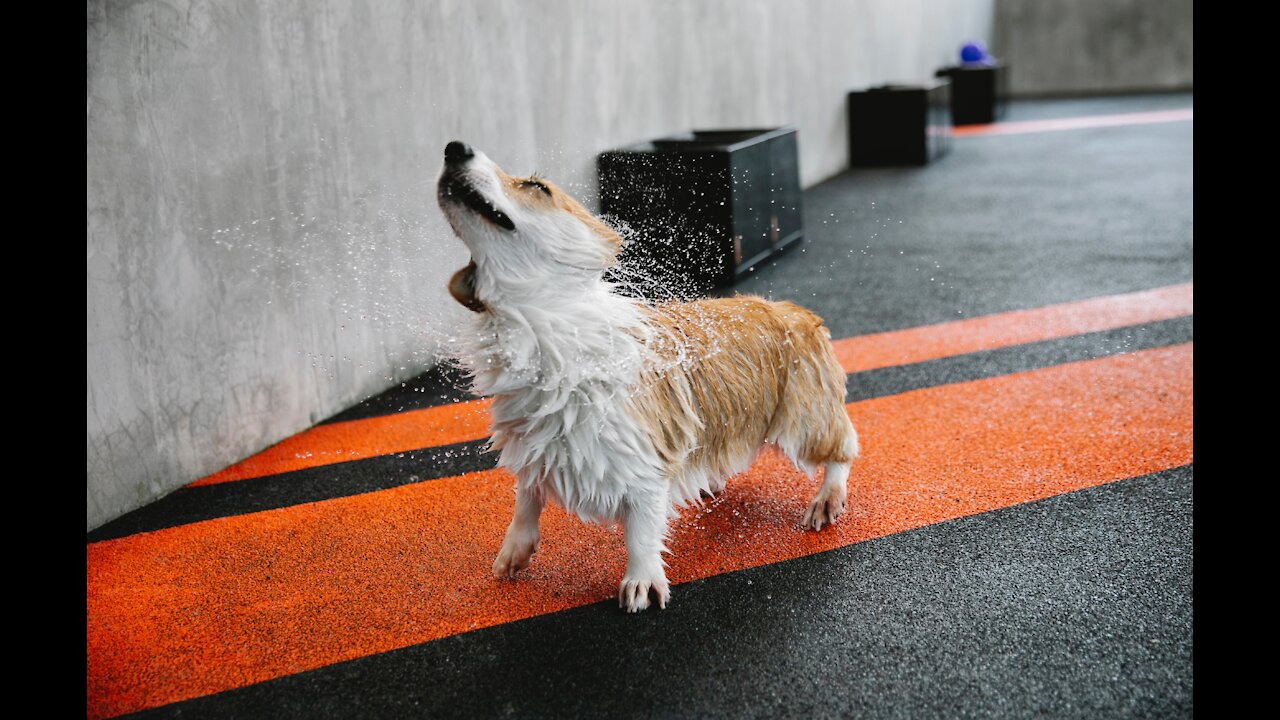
[444,141,474,164]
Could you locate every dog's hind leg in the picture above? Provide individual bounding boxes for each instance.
[493,482,546,578]
[793,409,855,527]
[802,460,851,531]
[618,485,671,613]
[765,301,860,530]
[770,399,859,531]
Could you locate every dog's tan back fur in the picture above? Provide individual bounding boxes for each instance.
[631,296,857,503]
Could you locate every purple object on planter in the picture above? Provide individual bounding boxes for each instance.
[960,41,996,67]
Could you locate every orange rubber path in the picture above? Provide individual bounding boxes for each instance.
[951,108,1194,137]
[87,342,1192,718]
[192,283,1191,486]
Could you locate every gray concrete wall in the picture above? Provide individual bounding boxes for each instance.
[992,0,1192,96]
[87,0,993,531]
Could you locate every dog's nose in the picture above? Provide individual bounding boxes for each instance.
[444,141,474,164]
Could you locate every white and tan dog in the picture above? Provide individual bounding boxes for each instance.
[437,141,858,612]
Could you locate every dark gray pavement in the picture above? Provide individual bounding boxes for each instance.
[734,94,1192,338]
[139,467,1191,719]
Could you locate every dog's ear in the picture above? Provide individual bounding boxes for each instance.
[579,213,624,269]
[448,260,487,313]
[593,220,624,268]
[558,198,624,269]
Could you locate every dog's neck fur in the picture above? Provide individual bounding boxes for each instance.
[457,263,664,523]
[463,261,649,393]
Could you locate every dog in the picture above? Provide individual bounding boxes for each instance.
[437,141,858,612]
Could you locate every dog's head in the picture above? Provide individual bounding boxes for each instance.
[437,142,622,310]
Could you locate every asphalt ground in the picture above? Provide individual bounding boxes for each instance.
[86,93,1193,718]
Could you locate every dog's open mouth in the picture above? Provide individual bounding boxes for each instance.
[439,174,515,231]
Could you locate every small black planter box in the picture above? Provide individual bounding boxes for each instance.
[847,80,952,167]
[935,63,1009,125]
[597,127,803,297]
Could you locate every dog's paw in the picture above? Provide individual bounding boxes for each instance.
[618,575,670,613]
[801,488,846,531]
[492,533,539,579]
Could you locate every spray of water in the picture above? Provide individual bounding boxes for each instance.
[203,173,472,395]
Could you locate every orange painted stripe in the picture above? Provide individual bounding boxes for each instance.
[952,108,1193,137]
[191,284,1191,486]
[830,282,1191,373]
[87,343,1192,718]
[190,398,492,486]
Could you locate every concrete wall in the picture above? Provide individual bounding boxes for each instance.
[87,0,993,530]
[992,0,1192,96]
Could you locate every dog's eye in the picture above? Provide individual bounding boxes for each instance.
[520,177,552,196]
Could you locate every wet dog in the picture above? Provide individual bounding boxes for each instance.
[437,141,858,612]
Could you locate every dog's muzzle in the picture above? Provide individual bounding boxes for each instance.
[439,141,515,231]
[444,141,474,164]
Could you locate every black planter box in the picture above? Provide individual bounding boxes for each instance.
[847,80,952,167]
[935,63,1009,125]
[597,127,803,297]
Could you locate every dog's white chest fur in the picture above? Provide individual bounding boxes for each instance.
[462,286,665,524]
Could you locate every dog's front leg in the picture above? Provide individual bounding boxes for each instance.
[493,482,545,578]
[618,487,671,612]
